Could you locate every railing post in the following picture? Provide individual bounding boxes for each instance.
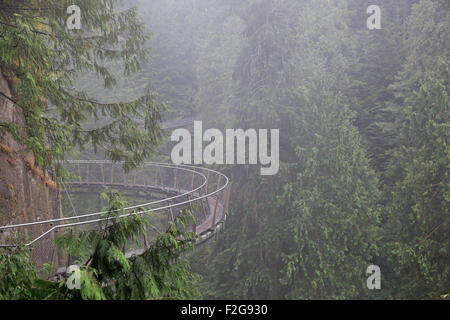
[169,204,174,222]
[210,177,221,230]
[77,163,82,183]
[143,230,149,250]
[159,169,164,187]
[110,164,114,184]
[67,228,72,267]
[222,184,229,215]
[101,164,105,184]
[201,184,209,220]
[190,172,195,191]
[224,183,232,215]
[188,195,197,234]
[205,171,210,193]
[166,200,174,230]
[174,168,177,189]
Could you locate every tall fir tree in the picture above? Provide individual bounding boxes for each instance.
[381,0,449,299]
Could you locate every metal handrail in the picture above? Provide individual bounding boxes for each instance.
[0,162,207,230]
[0,161,230,248]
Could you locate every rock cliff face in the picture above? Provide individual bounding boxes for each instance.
[0,72,65,270]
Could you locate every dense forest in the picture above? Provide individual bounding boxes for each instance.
[0,0,448,300]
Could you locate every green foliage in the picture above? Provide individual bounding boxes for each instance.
[0,244,39,299]
[345,0,418,176]
[55,189,202,300]
[1,0,448,301]
[371,0,450,299]
[193,0,382,299]
[278,84,381,299]
[0,244,66,300]
[0,0,165,173]
[382,56,449,299]
[0,189,202,300]
[188,0,448,300]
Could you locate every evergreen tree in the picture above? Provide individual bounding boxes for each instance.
[0,190,201,300]
[200,0,382,299]
[345,0,418,176]
[279,83,381,299]
[380,0,449,299]
[383,57,449,299]
[0,0,165,173]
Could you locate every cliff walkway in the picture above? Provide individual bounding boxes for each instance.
[0,160,231,273]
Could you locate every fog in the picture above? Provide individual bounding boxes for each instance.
[0,0,448,301]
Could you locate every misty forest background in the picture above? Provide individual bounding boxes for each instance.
[134,0,449,300]
[1,0,449,300]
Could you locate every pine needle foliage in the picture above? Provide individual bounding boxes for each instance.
[0,0,165,173]
[0,189,201,300]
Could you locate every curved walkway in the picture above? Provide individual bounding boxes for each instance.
[0,161,231,254]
